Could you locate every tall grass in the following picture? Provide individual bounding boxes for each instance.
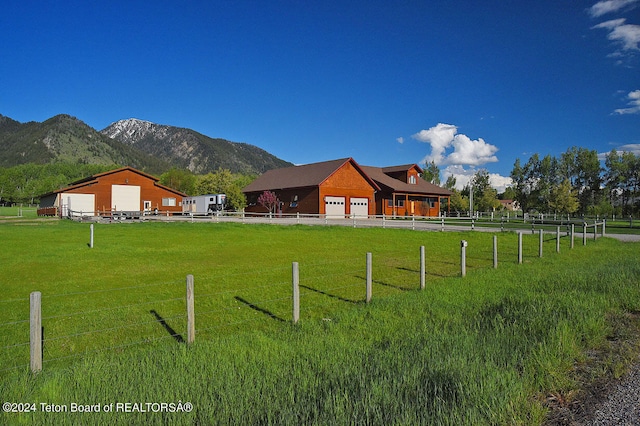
[0,220,638,425]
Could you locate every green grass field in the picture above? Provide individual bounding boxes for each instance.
[0,206,38,219]
[1,220,639,425]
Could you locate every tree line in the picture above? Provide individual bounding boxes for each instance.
[511,147,639,216]
[423,146,640,217]
[0,163,256,211]
[0,163,114,206]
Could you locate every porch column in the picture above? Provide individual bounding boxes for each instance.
[392,193,396,217]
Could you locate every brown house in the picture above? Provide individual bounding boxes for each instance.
[38,167,186,217]
[243,158,452,218]
[243,158,379,217]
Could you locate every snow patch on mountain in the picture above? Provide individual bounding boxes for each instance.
[102,118,169,144]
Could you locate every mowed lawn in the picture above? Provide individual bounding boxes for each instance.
[1,219,639,425]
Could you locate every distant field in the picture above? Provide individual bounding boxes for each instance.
[1,220,639,425]
[0,206,38,219]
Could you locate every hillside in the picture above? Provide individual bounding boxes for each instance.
[101,118,292,175]
[0,114,171,174]
[0,114,292,175]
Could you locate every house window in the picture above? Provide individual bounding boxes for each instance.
[409,175,417,184]
[162,197,176,207]
[396,199,405,207]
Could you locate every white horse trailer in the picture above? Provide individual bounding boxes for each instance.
[182,194,226,215]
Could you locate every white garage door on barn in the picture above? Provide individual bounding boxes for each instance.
[61,193,95,216]
[324,196,346,219]
[350,197,369,218]
[111,185,141,212]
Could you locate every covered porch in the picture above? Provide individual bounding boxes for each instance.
[381,193,450,217]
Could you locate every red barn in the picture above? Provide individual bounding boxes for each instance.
[38,167,186,217]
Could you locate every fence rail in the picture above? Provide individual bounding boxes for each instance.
[0,224,605,374]
[62,209,614,238]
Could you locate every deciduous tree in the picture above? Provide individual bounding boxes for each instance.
[257,190,280,214]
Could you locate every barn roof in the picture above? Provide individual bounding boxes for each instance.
[243,158,379,193]
[361,166,453,196]
[39,166,186,197]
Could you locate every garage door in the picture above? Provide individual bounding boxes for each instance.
[350,198,369,218]
[111,185,141,212]
[325,196,346,219]
[61,193,95,217]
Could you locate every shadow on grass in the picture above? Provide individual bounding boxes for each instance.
[150,310,184,343]
[354,275,412,291]
[396,265,461,279]
[234,296,286,322]
[300,284,360,304]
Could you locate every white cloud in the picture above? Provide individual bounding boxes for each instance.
[396,137,404,144]
[411,123,510,191]
[447,134,498,166]
[412,123,458,165]
[614,89,640,114]
[589,0,639,17]
[593,18,627,29]
[593,18,640,50]
[441,165,474,190]
[412,123,499,167]
[440,166,512,193]
[617,143,640,153]
[489,173,513,193]
[598,143,640,160]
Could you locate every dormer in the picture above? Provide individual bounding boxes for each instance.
[382,164,424,184]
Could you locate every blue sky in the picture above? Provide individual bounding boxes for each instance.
[2,1,639,190]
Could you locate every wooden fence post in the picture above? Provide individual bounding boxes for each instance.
[366,252,372,303]
[539,229,543,258]
[90,224,94,248]
[493,235,498,269]
[30,291,42,373]
[570,224,575,249]
[460,240,467,277]
[186,275,195,344]
[583,223,587,246]
[594,222,598,240]
[420,246,426,289]
[292,262,300,324]
[518,232,523,264]
[556,226,561,253]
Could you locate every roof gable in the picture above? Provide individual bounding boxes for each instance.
[361,165,452,196]
[382,164,424,174]
[41,166,186,197]
[243,158,379,193]
[70,167,159,186]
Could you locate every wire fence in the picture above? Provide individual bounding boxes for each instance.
[0,226,604,374]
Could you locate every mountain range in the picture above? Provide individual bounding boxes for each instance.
[0,114,292,175]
